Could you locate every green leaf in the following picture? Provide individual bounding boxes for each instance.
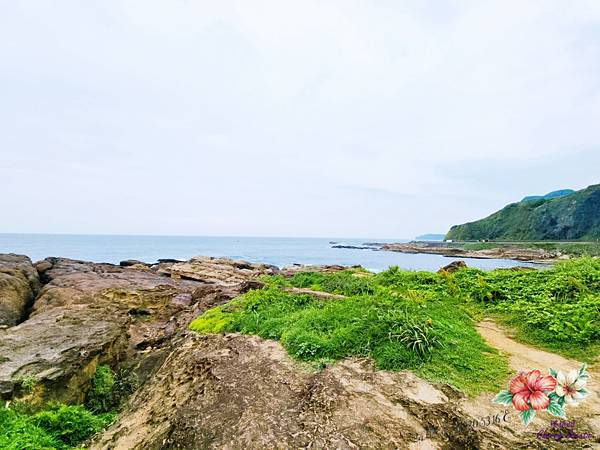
[549,368,558,378]
[579,363,587,377]
[546,402,565,418]
[519,409,536,427]
[493,390,513,406]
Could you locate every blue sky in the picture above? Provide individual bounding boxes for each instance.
[1,1,599,238]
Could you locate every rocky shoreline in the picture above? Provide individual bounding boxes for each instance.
[349,241,564,264]
[0,254,567,448]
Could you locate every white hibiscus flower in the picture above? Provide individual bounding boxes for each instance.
[555,368,587,404]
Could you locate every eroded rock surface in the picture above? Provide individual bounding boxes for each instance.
[0,304,129,404]
[0,256,270,404]
[381,242,559,263]
[157,256,279,285]
[0,254,40,327]
[91,333,548,450]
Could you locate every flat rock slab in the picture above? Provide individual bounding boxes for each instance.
[157,256,279,285]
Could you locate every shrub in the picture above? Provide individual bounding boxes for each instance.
[0,403,113,450]
[85,365,138,414]
[33,404,109,447]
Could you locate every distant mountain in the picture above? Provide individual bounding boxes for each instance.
[521,189,575,203]
[415,234,446,241]
[446,184,600,241]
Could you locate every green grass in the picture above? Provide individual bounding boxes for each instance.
[191,276,510,395]
[461,241,600,257]
[190,258,600,395]
[1,364,137,449]
[452,258,600,359]
[0,404,113,450]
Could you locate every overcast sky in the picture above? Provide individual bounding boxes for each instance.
[1,1,599,238]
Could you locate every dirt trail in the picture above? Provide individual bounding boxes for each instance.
[475,319,600,444]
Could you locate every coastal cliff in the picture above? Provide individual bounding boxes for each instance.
[446,184,600,241]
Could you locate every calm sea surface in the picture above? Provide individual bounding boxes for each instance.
[0,234,540,273]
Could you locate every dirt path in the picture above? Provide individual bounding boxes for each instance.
[474,319,600,445]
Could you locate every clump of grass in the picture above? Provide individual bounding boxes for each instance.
[0,403,112,449]
[389,317,442,359]
[288,270,374,296]
[13,375,38,394]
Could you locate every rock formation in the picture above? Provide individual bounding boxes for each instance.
[0,256,271,406]
[0,254,40,327]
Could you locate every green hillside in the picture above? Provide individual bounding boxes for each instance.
[446,184,600,241]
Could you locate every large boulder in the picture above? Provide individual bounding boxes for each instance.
[0,303,129,404]
[0,254,40,327]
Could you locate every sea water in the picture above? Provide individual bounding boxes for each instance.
[0,234,540,273]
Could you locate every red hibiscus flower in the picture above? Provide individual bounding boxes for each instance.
[509,370,557,411]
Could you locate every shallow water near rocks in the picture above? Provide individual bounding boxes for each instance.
[0,233,541,273]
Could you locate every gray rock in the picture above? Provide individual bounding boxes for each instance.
[0,254,40,327]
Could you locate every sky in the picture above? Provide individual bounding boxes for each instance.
[1,1,599,239]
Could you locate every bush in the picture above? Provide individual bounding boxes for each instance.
[0,407,61,449]
[86,365,138,414]
[0,403,113,449]
[33,404,109,447]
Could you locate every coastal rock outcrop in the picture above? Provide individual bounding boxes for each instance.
[438,260,467,274]
[1,253,585,448]
[156,256,279,285]
[0,303,129,404]
[381,242,557,263]
[0,254,40,327]
[0,255,274,405]
[91,333,542,450]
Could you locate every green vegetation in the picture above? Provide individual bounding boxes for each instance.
[1,364,136,449]
[190,258,600,395]
[85,364,138,414]
[191,269,510,395]
[452,258,600,358]
[13,375,38,394]
[446,183,600,241]
[0,404,112,450]
[461,241,600,257]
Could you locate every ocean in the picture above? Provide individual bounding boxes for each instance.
[0,234,539,273]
